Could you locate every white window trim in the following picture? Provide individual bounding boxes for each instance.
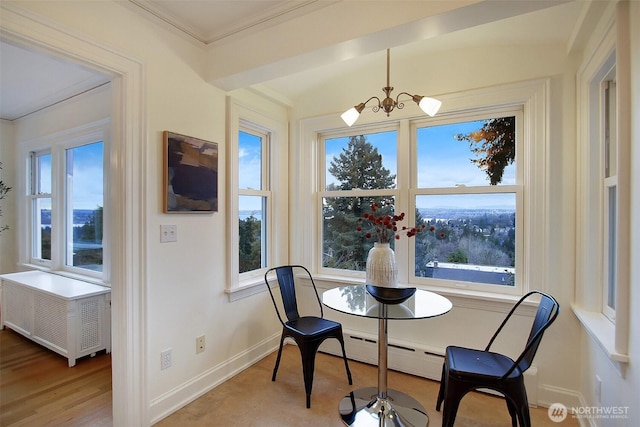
[295,78,549,306]
[17,119,111,286]
[573,4,630,367]
[225,96,288,301]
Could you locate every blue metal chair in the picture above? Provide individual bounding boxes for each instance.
[264,265,353,408]
[436,290,559,426]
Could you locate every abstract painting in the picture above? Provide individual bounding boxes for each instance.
[164,131,218,212]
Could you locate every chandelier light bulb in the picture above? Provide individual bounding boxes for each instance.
[341,49,441,126]
[416,96,442,117]
[341,107,360,127]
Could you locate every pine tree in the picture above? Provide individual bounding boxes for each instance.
[239,215,262,273]
[323,136,395,270]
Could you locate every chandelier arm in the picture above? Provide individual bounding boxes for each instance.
[361,96,383,113]
[395,91,413,110]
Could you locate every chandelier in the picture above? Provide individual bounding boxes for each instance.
[341,49,442,126]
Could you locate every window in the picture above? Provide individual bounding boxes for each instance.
[238,128,269,274]
[319,111,522,294]
[574,5,630,363]
[226,96,288,299]
[411,113,522,292]
[21,120,109,281]
[321,128,398,272]
[30,150,52,263]
[65,141,104,272]
[602,77,617,321]
[301,80,547,298]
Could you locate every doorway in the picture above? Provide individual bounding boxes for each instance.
[1,6,147,425]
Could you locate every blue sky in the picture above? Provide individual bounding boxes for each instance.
[69,142,103,210]
[239,119,516,212]
[238,131,263,212]
[324,119,516,210]
[39,141,104,210]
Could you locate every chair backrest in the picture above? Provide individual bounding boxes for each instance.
[486,290,559,378]
[264,265,323,324]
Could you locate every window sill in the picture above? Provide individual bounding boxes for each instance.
[571,305,629,364]
[18,263,109,287]
[225,278,266,302]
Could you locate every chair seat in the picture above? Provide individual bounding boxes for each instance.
[447,346,522,380]
[286,316,341,336]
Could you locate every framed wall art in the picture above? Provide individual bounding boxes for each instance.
[163,131,218,213]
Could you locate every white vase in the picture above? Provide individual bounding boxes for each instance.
[365,242,398,288]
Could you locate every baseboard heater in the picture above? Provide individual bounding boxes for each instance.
[319,329,446,381]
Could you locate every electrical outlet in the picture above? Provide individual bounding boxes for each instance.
[196,335,205,354]
[160,224,177,243]
[161,348,172,370]
[595,375,602,403]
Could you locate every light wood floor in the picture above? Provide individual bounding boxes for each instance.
[1,329,576,426]
[0,328,112,427]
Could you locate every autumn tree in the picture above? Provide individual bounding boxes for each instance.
[323,135,395,270]
[456,116,515,185]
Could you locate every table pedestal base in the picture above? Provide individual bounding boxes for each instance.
[339,387,428,427]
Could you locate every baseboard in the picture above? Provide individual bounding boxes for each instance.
[149,333,280,425]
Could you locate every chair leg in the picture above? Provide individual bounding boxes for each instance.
[507,380,531,427]
[337,335,353,385]
[506,399,518,427]
[441,376,469,427]
[436,364,446,411]
[299,342,321,409]
[272,332,286,381]
[442,394,462,427]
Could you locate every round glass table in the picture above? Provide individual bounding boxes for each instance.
[322,285,452,427]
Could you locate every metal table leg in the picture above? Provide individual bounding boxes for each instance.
[338,305,428,426]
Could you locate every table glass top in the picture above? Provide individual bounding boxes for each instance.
[322,285,452,320]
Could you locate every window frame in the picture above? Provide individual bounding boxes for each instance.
[573,5,630,365]
[298,79,549,301]
[226,96,288,301]
[19,119,110,284]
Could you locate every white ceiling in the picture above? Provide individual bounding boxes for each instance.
[0,0,593,121]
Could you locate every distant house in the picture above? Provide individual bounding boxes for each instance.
[424,261,515,286]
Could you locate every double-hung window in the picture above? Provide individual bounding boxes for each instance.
[320,126,398,273]
[238,126,270,274]
[30,150,53,263]
[318,111,522,294]
[305,80,546,298]
[227,96,288,299]
[22,120,109,281]
[411,111,522,294]
[602,76,617,322]
[564,3,630,362]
